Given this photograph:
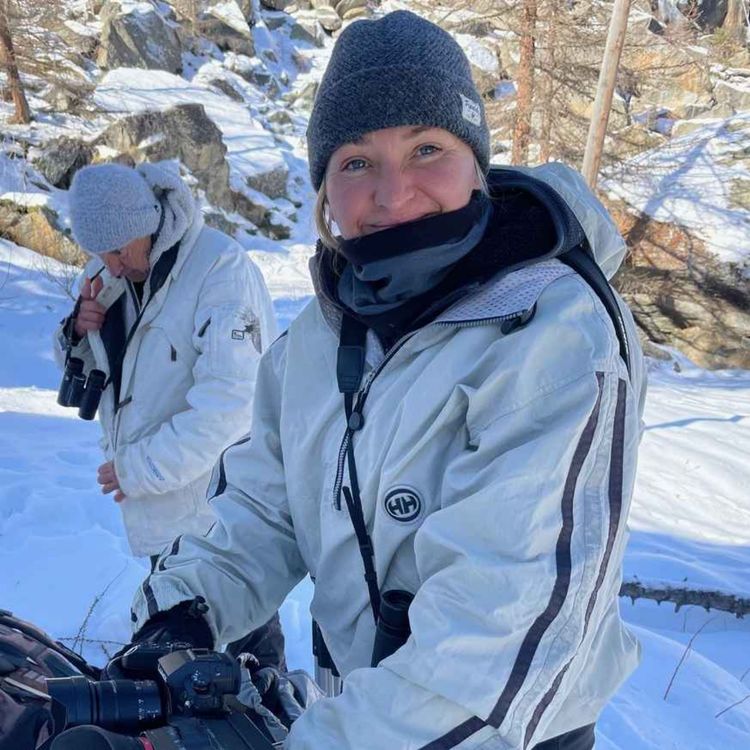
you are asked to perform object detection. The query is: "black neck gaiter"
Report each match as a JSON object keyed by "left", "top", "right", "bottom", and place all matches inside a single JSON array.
[
  {"left": 336, "top": 193, "right": 491, "bottom": 316},
  {"left": 314, "top": 178, "right": 559, "bottom": 350}
]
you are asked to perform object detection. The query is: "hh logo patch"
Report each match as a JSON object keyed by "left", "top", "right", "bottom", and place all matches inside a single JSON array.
[
  {"left": 460, "top": 93, "right": 482, "bottom": 126},
  {"left": 384, "top": 487, "right": 422, "bottom": 523}
]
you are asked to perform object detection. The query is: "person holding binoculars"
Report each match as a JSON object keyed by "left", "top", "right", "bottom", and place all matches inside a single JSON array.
[
  {"left": 54, "top": 160, "right": 286, "bottom": 672},
  {"left": 115, "top": 11, "right": 646, "bottom": 750}
]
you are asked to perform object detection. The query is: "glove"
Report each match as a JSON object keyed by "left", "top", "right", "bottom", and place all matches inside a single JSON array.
[
  {"left": 102, "top": 597, "right": 213, "bottom": 680},
  {"left": 234, "top": 657, "right": 311, "bottom": 745},
  {"left": 250, "top": 664, "right": 305, "bottom": 728}
]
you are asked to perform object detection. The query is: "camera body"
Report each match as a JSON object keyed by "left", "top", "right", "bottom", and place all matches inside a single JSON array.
[
  {"left": 47, "top": 645, "right": 277, "bottom": 750},
  {"left": 157, "top": 647, "right": 239, "bottom": 717}
]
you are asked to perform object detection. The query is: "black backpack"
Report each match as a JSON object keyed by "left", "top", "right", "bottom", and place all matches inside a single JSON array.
[{"left": 0, "top": 609, "right": 99, "bottom": 750}]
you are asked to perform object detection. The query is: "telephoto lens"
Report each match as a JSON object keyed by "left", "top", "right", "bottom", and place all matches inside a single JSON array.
[
  {"left": 50, "top": 725, "right": 149, "bottom": 750},
  {"left": 57, "top": 358, "right": 84, "bottom": 407},
  {"left": 78, "top": 369, "right": 107, "bottom": 420},
  {"left": 47, "top": 675, "right": 163, "bottom": 732}
]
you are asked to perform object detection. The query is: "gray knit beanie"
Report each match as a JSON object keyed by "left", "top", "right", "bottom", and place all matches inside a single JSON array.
[
  {"left": 69, "top": 163, "right": 162, "bottom": 254},
  {"left": 306, "top": 10, "right": 490, "bottom": 191}
]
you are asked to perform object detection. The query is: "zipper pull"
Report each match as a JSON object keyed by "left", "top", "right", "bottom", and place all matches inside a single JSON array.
[{"left": 500, "top": 304, "right": 537, "bottom": 335}]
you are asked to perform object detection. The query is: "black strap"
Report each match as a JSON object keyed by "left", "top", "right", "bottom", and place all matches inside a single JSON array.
[
  {"left": 105, "top": 242, "right": 181, "bottom": 409},
  {"left": 100, "top": 293, "right": 127, "bottom": 408},
  {"left": 337, "top": 314, "right": 367, "bottom": 395},
  {"left": 559, "top": 245, "right": 632, "bottom": 379},
  {"left": 311, "top": 621, "right": 339, "bottom": 676},
  {"left": 337, "top": 316, "right": 381, "bottom": 621}
]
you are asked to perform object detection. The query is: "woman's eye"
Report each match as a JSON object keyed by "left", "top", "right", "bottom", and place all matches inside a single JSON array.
[
  {"left": 343, "top": 158, "right": 368, "bottom": 172},
  {"left": 417, "top": 144, "right": 440, "bottom": 157}
]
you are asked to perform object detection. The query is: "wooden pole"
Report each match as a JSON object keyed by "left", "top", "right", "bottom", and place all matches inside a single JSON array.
[{"left": 581, "top": 0, "right": 631, "bottom": 188}]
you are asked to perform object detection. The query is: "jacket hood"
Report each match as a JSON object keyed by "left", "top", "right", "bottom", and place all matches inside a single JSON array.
[
  {"left": 488, "top": 164, "right": 626, "bottom": 280},
  {"left": 136, "top": 161, "right": 196, "bottom": 268}
]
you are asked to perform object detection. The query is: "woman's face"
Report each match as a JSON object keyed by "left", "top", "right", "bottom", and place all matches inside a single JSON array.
[{"left": 325, "top": 126, "right": 479, "bottom": 240}]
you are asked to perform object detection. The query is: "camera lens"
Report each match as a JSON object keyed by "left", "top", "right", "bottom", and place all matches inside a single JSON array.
[
  {"left": 50, "top": 725, "right": 149, "bottom": 750},
  {"left": 48, "top": 676, "right": 163, "bottom": 732},
  {"left": 57, "top": 358, "right": 84, "bottom": 407},
  {"left": 78, "top": 369, "right": 107, "bottom": 421}
]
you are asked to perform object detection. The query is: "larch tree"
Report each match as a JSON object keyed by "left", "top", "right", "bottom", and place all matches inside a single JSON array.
[{"left": 0, "top": 0, "right": 31, "bottom": 124}]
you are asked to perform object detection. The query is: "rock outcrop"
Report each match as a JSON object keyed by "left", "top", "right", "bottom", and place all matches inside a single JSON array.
[
  {"left": 32, "top": 138, "right": 94, "bottom": 190},
  {"left": 608, "top": 201, "right": 750, "bottom": 370},
  {"left": 98, "top": 0, "right": 183, "bottom": 73},
  {"left": 196, "top": 0, "right": 255, "bottom": 56},
  {"left": 0, "top": 201, "right": 85, "bottom": 267},
  {"left": 95, "top": 103, "right": 287, "bottom": 237}
]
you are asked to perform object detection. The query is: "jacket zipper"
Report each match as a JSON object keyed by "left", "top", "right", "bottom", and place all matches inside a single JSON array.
[{"left": 331, "top": 310, "right": 530, "bottom": 508}]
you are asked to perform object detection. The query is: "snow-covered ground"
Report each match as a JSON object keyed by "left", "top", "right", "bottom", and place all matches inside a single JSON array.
[{"left": 1, "top": 238, "right": 749, "bottom": 749}]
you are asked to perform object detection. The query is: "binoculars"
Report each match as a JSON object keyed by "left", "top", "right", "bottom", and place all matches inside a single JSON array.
[{"left": 57, "top": 357, "right": 106, "bottom": 421}]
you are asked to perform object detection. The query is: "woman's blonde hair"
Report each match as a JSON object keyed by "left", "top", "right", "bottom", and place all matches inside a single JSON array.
[{"left": 315, "top": 158, "right": 490, "bottom": 250}]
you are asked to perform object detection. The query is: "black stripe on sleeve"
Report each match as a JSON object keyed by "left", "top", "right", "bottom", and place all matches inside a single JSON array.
[
  {"left": 523, "top": 377, "right": 627, "bottom": 748},
  {"left": 158, "top": 535, "right": 182, "bottom": 572},
  {"left": 142, "top": 576, "right": 159, "bottom": 619},
  {"left": 418, "top": 372, "right": 608, "bottom": 750},
  {"left": 212, "top": 434, "right": 252, "bottom": 498}
]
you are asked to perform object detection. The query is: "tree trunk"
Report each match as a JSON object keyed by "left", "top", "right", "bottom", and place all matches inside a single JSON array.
[
  {"left": 724, "top": 0, "right": 747, "bottom": 43},
  {"left": 0, "top": 0, "right": 30, "bottom": 124},
  {"left": 511, "top": 0, "right": 537, "bottom": 166},
  {"left": 538, "top": 1, "right": 558, "bottom": 164}
]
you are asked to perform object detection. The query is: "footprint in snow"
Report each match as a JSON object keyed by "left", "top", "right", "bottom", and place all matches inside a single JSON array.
[{"left": 56, "top": 449, "right": 92, "bottom": 466}]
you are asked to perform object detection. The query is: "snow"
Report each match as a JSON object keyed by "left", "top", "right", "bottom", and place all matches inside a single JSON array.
[
  {"left": 602, "top": 112, "right": 750, "bottom": 268},
  {"left": 0, "top": 192, "right": 49, "bottom": 208},
  {"left": 115, "top": 1, "right": 156, "bottom": 16},
  {"left": 207, "top": 1, "right": 253, "bottom": 36},
  {"left": 456, "top": 34, "right": 500, "bottom": 75}
]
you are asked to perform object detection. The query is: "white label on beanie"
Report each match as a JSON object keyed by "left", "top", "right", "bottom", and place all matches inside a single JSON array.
[{"left": 460, "top": 94, "right": 481, "bottom": 126}]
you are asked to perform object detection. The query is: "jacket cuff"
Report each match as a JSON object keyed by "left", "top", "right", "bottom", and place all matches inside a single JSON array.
[
  {"left": 134, "top": 598, "right": 214, "bottom": 649},
  {"left": 114, "top": 446, "right": 149, "bottom": 499}
]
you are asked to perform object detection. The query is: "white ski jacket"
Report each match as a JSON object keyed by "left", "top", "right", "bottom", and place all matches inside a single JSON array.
[
  {"left": 132, "top": 164, "right": 646, "bottom": 748},
  {"left": 54, "top": 212, "right": 277, "bottom": 557}
]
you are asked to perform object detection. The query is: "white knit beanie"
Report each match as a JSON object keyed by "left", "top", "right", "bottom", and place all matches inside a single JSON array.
[{"left": 69, "top": 163, "right": 162, "bottom": 254}]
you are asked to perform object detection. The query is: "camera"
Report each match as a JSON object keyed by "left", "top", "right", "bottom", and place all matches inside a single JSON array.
[
  {"left": 57, "top": 357, "right": 106, "bottom": 420},
  {"left": 47, "top": 645, "right": 277, "bottom": 750}
]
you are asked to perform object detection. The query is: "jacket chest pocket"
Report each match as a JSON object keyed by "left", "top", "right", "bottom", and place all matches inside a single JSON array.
[{"left": 121, "top": 323, "right": 197, "bottom": 436}]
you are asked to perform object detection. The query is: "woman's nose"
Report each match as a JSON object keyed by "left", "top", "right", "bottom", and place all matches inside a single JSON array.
[{"left": 373, "top": 165, "right": 414, "bottom": 211}]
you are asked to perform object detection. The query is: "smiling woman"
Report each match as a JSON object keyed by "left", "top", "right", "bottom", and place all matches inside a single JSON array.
[
  {"left": 326, "top": 126, "right": 479, "bottom": 237},
  {"left": 122, "top": 10, "right": 647, "bottom": 750},
  {"left": 315, "top": 127, "right": 490, "bottom": 247}
]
